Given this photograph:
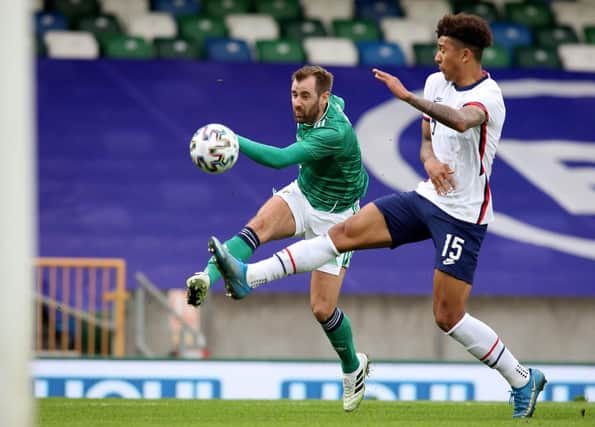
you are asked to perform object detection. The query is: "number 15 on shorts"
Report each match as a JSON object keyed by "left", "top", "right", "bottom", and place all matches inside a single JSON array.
[{"left": 442, "top": 233, "right": 465, "bottom": 265}]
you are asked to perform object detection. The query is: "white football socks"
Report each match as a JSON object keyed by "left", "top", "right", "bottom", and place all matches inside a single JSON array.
[
  {"left": 448, "top": 313, "right": 530, "bottom": 389},
  {"left": 245, "top": 234, "right": 339, "bottom": 288}
]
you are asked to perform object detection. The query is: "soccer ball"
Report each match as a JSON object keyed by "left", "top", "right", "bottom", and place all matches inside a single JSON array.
[{"left": 189, "top": 123, "right": 239, "bottom": 174}]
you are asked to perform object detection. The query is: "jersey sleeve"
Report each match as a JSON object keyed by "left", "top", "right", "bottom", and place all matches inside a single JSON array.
[
  {"left": 463, "top": 82, "right": 504, "bottom": 125},
  {"left": 238, "top": 135, "right": 315, "bottom": 169}
]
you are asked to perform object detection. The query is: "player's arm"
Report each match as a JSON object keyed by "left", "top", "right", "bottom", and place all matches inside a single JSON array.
[
  {"left": 372, "top": 68, "right": 486, "bottom": 133},
  {"left": 238, "top": 135, "right": 315, "bottom": 169},
  {"left": 420, "top": 119, "right": 455, "bottom": 195}
]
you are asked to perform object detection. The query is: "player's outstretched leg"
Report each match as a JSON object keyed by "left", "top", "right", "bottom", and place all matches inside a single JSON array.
[
  {"left": 510, "top": 368, "right": 547, "bottom": 418},
  {"left": 342, "top": 352, "right": 370, "bottom": 412},
  {"left": 209, "top": 236, "right": 252, "bottom": 300},
  {"left": 186, "top": 227, "right": 260, "bottom": 306}
]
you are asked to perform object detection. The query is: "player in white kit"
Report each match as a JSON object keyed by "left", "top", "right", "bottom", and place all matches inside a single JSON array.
[{"left": 211, "top": 14, "right": 547, "bottom": 418}]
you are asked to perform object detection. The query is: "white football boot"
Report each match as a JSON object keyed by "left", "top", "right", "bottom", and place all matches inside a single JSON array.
[
  {"left": 186, "top": 271, "right": 210, "bottom": 307},
  {"left": 342, "top": 352, "right": 370, "bottom": 412}
]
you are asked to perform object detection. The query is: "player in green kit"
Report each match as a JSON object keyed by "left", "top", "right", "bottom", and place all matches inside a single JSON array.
[{"left": 186, "top": 65, "right": 370, "bottom": 411}]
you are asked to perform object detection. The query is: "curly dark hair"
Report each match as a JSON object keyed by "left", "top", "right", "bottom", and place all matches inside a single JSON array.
[
  {"left": 292, "top": 65, "right": 333, "bottom": 95},
  {"left": 436, "top": 13, "right": 493, "bottom": 60}
]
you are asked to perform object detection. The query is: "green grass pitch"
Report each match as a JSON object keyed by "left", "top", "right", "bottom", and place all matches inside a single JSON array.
[{"left": 37, "top": 399, "right": 593, "bottom": 427}]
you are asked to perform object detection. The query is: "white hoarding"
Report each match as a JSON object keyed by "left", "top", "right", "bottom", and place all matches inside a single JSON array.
[{"left": 33, "top": 359, "right": 595, "bottom": 402}]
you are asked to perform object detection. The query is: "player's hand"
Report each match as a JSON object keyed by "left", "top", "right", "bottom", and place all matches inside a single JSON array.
[
  {"left": 424, "top": 158, "right": 455, "bottom": 196},
  {"left": 372, "top": 68, "right": 411, "bottom": 101}
]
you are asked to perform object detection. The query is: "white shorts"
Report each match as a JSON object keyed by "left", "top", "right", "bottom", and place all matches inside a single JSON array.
[{"left": 274, "top": 180, "right": 359, "bottom": 276}]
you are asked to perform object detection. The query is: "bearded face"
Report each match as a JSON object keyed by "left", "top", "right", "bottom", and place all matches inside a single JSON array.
[{"left": 291, "top": 75, "right": 327, "bottom": 124}]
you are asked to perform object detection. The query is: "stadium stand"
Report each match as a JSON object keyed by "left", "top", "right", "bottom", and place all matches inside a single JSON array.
[
  {"left": 533, "top": 25, "right": 579, "bottom": 49},
  {"left": 75, "top": 14, "right": 123, "bottom": 40},
  {"left": 225, "top": 13, "right": 280, "bottom": 45},
  {"left": 33, "top": 0, "right": 44, "bottom": 12},
  {"left": 490, "top": 22, "right": 533, "bottom": 57},
  {"left": 413, "top": 42, "right": 437, "bottom": 66},
  {"left": 127, "top": 12, "right": 178, "bottom": 41},
  {"left": 154, "top": 37, "right": 203, "bottom": 59},
  {"left": 153, "top": 0, "right": 201, "bottom": 16},
  {"left": 205, "top": 37, "right": 252, "bottom": 62},
  {"left": 332, "top": 18, "right": 382, "bottom": 42},
  {"left": 381, "top": 17, "right": 436, "bottom": 64},
  {"left": 30, "top": 0, "right": 595, "bottom": 70},
  {"left": 559, "top": 43, "right": 595, "bottom": 71},
  {"left": 44, "top": 30, "right": 100, "bottom": 59},
  {"left": 357, "top": 40, "right": 407, "bottom": 66},
  {"left": 102, "top": 34, "right": 154, "bottom": 59},
  {"left": 303, "top": 36, "right": 359, "bottom": 66},
  {"left": 514, "top": 45, "right": 562, "bottom": 69},
  {"left": 255, "top": 0, "right": 302, "bottom": 21},
  {"left": 283, "top": 18, "right": 327, "bottom": 39},
  {"left": 54, "top": 0, "right": 99, "bottom": 20},
  {"left": 302, "top": 0, "right": 354, "bottom": 28},
  {"left": 35, "top": 11, "right": 69, "bottom": 35},
  {"left": 482, "top": 44, "right": 512, "bottom": 68},
  {"left": 401, "top": 0, "right": 452, "bottom": 25},
  {"left": 256, "top": 39, "right": 305, "bottom": 63},
  {"left": 355, "top": 0, "right": 403, "bottom": 21},
  {"left": 552, "top": 1, "right": 595, "bottom": 41},
  {"left": 504, "top": 2, "right": 554, "bottom": 29},
  {"left": 100, "top": 0, "right": 150, "bottom": 31},
  {"left": 202, "top": 0, "right": 251, "bottom": 16},
  {"left": 585, "top": 25, "right": 595, "bottom": 44},
  {"left": 177, "top": 15, "right": 227, "bottom": 43},
  {"left": 454, "top": 1, "right": 500, "bottom": 22}
]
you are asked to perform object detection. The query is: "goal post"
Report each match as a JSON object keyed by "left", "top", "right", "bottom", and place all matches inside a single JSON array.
[{"left": 0, "top": 2, "right": 35, "bottom": 426}]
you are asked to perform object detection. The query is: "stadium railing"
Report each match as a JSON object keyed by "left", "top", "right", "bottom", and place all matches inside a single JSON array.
[
  {"left": 34, "top": 257, "right": 128, "bottom": 357},
  {"left": 134, "top": 272, "right": 207, "bottom": 358}
]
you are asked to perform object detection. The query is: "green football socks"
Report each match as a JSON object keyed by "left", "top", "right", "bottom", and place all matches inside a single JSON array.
[
  {"left": 205, "top": 227, "right": 259, "bottom": 286},
  {"left": 322, "top": 308, "right": 359, "bottom": 373}
]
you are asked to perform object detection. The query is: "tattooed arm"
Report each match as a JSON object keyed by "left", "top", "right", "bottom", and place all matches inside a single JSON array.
[{"left": 372, "top": 68, "right": 486, "bottom": 133}]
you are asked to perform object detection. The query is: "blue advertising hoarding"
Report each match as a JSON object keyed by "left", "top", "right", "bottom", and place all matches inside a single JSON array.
[{"left": 37, "top": 60, "right": 595, "bottom": 296}]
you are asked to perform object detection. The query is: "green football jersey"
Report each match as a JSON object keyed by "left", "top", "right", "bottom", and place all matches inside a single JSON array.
[{"left": 296, "top": 94, "right": 368, "bottom": 212}]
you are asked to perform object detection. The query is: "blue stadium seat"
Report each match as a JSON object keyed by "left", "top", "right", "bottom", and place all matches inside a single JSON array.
[
  {"left": 205, "top": 38, "right": 252, "bottom": 63},
  {"left": 490, "top": 22, "right": 532, "bottom": 57},
  {"left": 357, "top": 41, "right": 406, "bottom": 66},
  {"left": 153, "top": 0, "right": 200, "bottom": 16},
  {"left": 355, "top": 0, "right": 403, "bottom": 21},
  {"left": 35, "top": 11, "right": 69, "bottom": 35}
]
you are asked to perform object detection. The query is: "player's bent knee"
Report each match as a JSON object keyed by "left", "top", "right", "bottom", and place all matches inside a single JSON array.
[
  {"left": 433, "top": 310, "right": 463, "bottom": 332},
  {"left": 310, "top": 300, "right": 334, "bottom": 323},
  {"left": 434, "top": 317, "right": 451, "bottom": 332}
]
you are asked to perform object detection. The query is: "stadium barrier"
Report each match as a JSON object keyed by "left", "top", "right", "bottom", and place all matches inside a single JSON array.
[
  {"left": 34, "top": 257, "right": 128, "bottom": 357},
  {"left": 33, "top": 359, "right": 595, "bottom": 402}
]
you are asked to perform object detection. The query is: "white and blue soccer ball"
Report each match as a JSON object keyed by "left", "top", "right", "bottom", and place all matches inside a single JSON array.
[{"left": 189, "top": 123, "right": 239, "bottom": 174}]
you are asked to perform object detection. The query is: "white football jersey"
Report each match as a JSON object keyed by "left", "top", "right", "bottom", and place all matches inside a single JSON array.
[{"left": 416, "top": 71, "right": 505, "bottom": 224}]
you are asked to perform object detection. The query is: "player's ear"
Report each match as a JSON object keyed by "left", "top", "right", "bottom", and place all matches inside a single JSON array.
[
  {"left": 320, "top": 90, "right": 330, "bottom": 103},
  {"left": 462, "top": 47, "right": 474, "bottom": 63}
]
